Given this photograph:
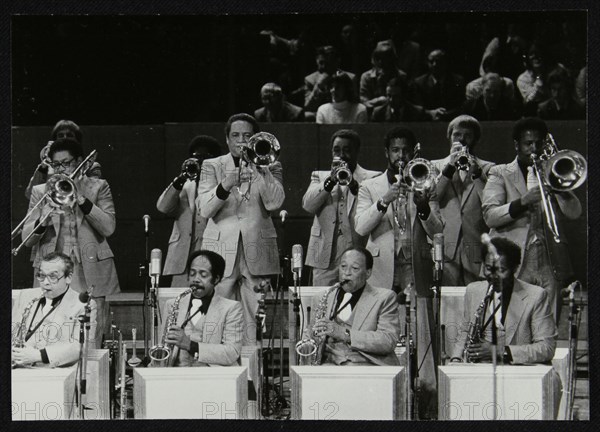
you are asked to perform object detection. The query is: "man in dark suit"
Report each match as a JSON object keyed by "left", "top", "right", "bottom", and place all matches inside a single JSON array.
[
  {"left": 12, "top": 252, "right": 97, "bottom": 367},
  {"left": 431, "top": 115, "right": 494, "bottom": 286},
  {"left": 254, "top": 83, "right": 304, "bottom": 122},
  {"left": 308, "top": 248, "right": 401, "bottom": 366},
  {"left": 371, "top": 77, "right": 430, "bottom": 122},
  {"left": 162, "top": 250, "right": 243, "bottom": 366},
  {"left": 409, "top": 49, "right": 465, "bottom": 121},
  {"left": 157, "top": 135, "right": 221, "bottom": 287}
]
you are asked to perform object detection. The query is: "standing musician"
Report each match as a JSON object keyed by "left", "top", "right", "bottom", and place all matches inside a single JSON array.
[
  {"left": 156, "top": 135, "right": 222, "bottom": 287},
  {"left": 12, "top": 252, "right": 97, "bottom": 368},
  {"left": 482, "top": 117, "right": 582, "bottom": 322},
  {"left": 22, "top": 138, "right": 119, "bottom": 348},
  {"left": 354, "top": 127, "right": 443, "bottom": 419},
  {"left": 197, "top": 113, "right": 284, "bottom": 345},
  {"left": 303, "top": 129, "right": 380, "bottom": 286},
  {"left": 25, "top": 119, "right": 102, "bottom": 200},
  {"left": 161, "top": 250, "right": 243, "bottom": 367},
  {"left": 308, "top": 248, "right": 401, "bottom": 366},
  {"left": 431, "top": 115, "right": 494, "bottom": 286}
]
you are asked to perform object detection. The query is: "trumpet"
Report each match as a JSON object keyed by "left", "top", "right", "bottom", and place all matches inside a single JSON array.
[
  {"left": 237, "top": 132, "right": 281, "bottom": 200},
  {"left": 453, "top": 144, "right": 473, "bottom": 171},
  {"left": 530, "top": 133, "right": 587, "bottom": 243},
  {"left": 331, "top": 156, "right": 352, "bottom": 185},
  {"left": 12, "top": 150, "right": 98, "bottom": 256},
  {"left": 394, "top": 143, "right": 439, "bottom": 195},
  {"left": 181, "top": 158, "right": 201, "bottom": 180}
]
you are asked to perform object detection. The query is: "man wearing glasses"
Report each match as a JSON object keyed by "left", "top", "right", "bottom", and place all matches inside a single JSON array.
[
  {"left": 22, "top": 138, "right": 119, "bottom": 348},
  {"left": 12, "top": 252, "right": 97, "bottom": 368}
]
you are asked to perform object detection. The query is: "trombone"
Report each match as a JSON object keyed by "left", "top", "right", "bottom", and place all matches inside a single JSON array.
[
  {"left": 530, "top": 133, "right": 587, "bottom": 243},
  {"left": 12, "top": 150, "right": 98, "bottom": 255},
  {"left": 237, "top": 132, "right": 281, "bottom": 200}
]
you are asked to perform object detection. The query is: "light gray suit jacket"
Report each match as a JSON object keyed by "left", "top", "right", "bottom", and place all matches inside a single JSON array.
[
  {"left": 309, "top": 283, "right": 401, "bottom": 365},
  {"left": 157, "top": 179, "right": 207, "bottom": 275},
  {"left": 12, "top": 287, "right": 97, "bottom": 367},
  {"left": 163, "top": 294, "right": 244, "bottom": 366},
  {"left": 482, "top": 157, "right": 581, "bottom": 275},
  {"left": 302, "top": 164, "right": 381, "bottom": 269},
  {"left": 451, "top": 279, "right": 557, "bottom": 364},
  {"left": 355, "top": 173, "right": 444, "bottom": 294},
  {"left": 198, "top": 154, "right": 285, "bottom": 277},
  {"left": 431, "top": 155, "right": 494, "bottom": 272},
  {"left": 23, "top": 177, "right": 120, "bottom": 297}
]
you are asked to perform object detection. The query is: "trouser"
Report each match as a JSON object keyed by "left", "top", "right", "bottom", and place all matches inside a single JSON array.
[
  {"left": 442, "top": 236, "right": 481, "bottom": 287},
  {"left": 519, "top": 240, "right": 563, "bottom": 322},
  {"left": 394, "top": 252, "right": 438, "bottom": 419},
  {"left": 217, "top": 238, "right": 270, "bottom": 345}
]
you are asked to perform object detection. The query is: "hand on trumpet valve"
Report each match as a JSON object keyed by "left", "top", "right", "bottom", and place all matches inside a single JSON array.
[
  {"left": 313, "top": 318, "right": 345, "bottom": 341},
  {"left": 164, "top": 326, "right": 191, "bottom": 351},
  {"left": 412, "top": 188, "right": 431, "bottom": 206},
  {"left": 468, "top": 160, "right": 482, "bottom": 180}
]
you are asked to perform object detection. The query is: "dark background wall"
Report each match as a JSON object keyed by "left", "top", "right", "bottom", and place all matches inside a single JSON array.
[{"left": 12, "top": 121, "right": 587, "bottom": 290}]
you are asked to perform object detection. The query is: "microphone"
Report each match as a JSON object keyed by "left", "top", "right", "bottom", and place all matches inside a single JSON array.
[
  {"left": 280, "top": 210, "right": 288, "bottom": 226},
  {"left": 433, "top": 233, "right": 444, "bottom": 284},
  {"left": 292, "top": 244, "right": 303, "bottom": 280},
  {"left": 150, "top": 248, "right": 162, "bottom": 287},
  {"left": 143, "top": 215, "right": 151, "bottom": 234},
  {"left": 79, "top": 292, "right": 90, "bottom": 303}
]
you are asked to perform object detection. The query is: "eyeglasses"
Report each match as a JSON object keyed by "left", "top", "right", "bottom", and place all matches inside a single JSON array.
[
  {"left": 35, "top": 271, "right": 66, "bottom": 284},
  {"left": 49, "top": 159, "right": 75, "bottom": 170}
]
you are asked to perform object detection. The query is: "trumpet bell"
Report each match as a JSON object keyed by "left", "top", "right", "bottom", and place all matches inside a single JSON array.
[
  {"left": 182, "top": 158, "right": 201, "bottom": 180},
  {"left": 403, "top": 158, "right": 438, "bottom": 192},
  {"left": 245, "top": 132, "right": 281, "bottom": 166},
  {"left": 545, "top": 150, "right": 587, "bottom": 191},
  {"left": 331, "top": 156, "right": 352, "bottom": 185}
]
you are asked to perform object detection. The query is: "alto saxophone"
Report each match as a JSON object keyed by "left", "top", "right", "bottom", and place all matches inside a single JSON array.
[
  {"left": 12, "top": 294, "right": 44, "bottom": 368},
  {"left": 463, "top": 283, "right": 494, "bottom": 363},
  {"left": 295, "top": 281, "right": 347, "bottom": 365},
  {"left": 149, "top": 288, "right": 192, "bottom": 367}
]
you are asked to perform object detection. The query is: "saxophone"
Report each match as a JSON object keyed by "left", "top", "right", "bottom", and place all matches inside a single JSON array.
[
  {"left": 295, "top": 281, "right": 347, "bottom": 365},
  {"left": 463, "top": 284, "right": 494, "bottom": 363},
  {"left": 12, "top": 294, "right": 44, "bottom": 368},
  {"left": 149, "top": 288, "right": 192, "bottom": 367}
]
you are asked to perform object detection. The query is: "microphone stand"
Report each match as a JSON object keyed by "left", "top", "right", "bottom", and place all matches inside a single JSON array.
[
  {"left": 254, "top": 283, "right": 267, "bottom": 418},
  {"left": 565, "top": 282, "right": 582, "bottom": 420},
  {"left": 77, "top": 297, "right": 92, "bottom": 419},
  {"left": 140, "top": 225, "right": 150, "bottom": 364},
  {"left": 403, "top": 292, "right": 414, "bottom": 420},
  {"left": 432, "top": 260, "right": 444, "bottom": 372},
  {"left": 291, "top": 269, "right": 302, "bottom": 365}
]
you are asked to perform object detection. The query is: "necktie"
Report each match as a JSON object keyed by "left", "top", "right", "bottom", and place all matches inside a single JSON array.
[
  {"left": 41, "top": 298, "right": 53, "bottom": 317},
  {"left": 489, "top": 292, "right": 503, "bottom": 329},
  {"left": 337, "top": 292, "right": 353, "bottom": 322},
  {"left": 459, "top": 170, "right": 467, "bottom": 183},
  {"left": 190, "top": 299, "right": 203, "bottom": 327}
]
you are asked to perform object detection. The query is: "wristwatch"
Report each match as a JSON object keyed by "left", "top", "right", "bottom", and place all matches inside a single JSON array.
[{"left": 344, "top": 329, "right": 351, "bottom": 345}]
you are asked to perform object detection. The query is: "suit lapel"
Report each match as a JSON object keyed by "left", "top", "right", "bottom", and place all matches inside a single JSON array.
[
  {"left": 222, "top": 155, "right": 242, "bottom": 202},
  {"left": 504, "top": 280, "right": 528, "bottom": 344},
  {"left": 506, "top": 158, "right": 527, "bottom": 197},
  {"left": 203, "top": 295, "right": 223, "bottom": 343},
  {"left": 352, "top": 285, "right": 377, "bottom": 330},
  {"left": 373, "top": 174, "right": 395, "bottom": 229},
  {"left": 176, "top": 292, "right": 192, "bottom": 327}
]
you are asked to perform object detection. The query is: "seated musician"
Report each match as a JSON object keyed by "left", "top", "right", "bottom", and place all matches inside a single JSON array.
[
  {"left": 450, "top": 236, "right": 557, "bottom": 365},
  {"left": 308, "top": 247, "right": 401, "bottom": 365},
  {"left": 12, "top": 252, "right": 97, "bottom": 368},
  {"left": 161, "top": 250, "right": 243, "bottom": 366}
]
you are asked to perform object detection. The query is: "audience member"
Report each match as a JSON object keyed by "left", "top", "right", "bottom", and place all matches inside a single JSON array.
[
  {"left": 463, "top": 73, "right": 518, "bottom": 121},
  {"left": 254, "top": 83, "right": 305, "bottom": 122},
  {"left": 466, "top": 54, "right": 516, "bottom": 104},
  {"left": 371, "top": 77, "right": 430, "bottom": 122},
  {"left": 304, "top": 46, "right": 356, "bottom": 117},
  {"left": 537, "top": 67, "right": 584, "bottom": 120},
  {"left": 574, "top": 66, "right": 587, "bottom": 108},
  {"left": 359, "top": 40, "right": 408, "bottom": 112},
  {"left": 316, "top": 73, "right": 367, "bottom": 124},
  {"left": 408, "top": 49, "right": 465, "bottom": 121}
]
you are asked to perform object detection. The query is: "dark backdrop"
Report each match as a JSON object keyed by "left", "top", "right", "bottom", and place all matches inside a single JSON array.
[{"left": 11, "top": 121, "right": 587, "bottom": 290}]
